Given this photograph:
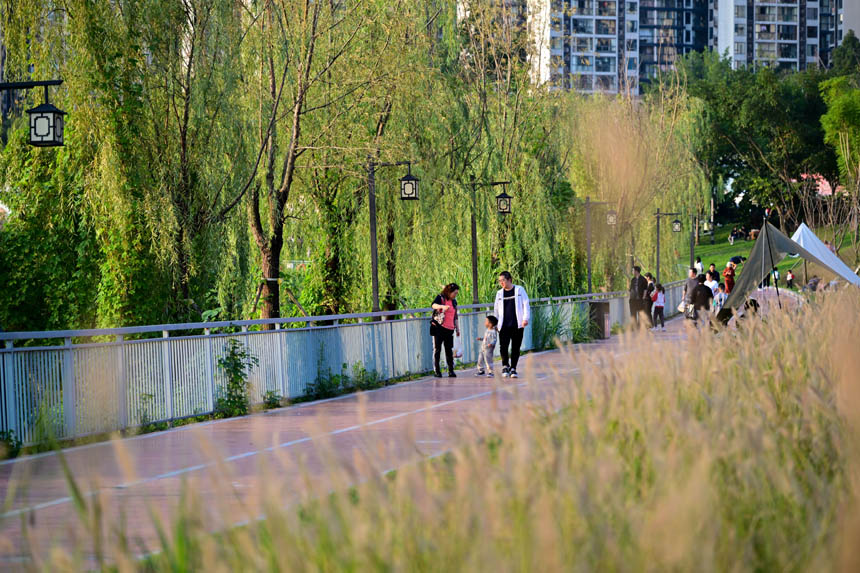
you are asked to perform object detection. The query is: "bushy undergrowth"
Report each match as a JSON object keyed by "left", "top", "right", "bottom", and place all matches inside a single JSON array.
[
  {"left": 214, "top": 339, "right": 259, "bottom": 419},
  {"left": 21, "top": 290, "right": 860, "bottom": 571},
  {"left": 307, "top": 362, "right": 384, "bottom": 399}
]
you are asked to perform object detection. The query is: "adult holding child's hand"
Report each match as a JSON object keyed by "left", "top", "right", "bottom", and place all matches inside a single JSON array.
[{"left": 430, "top": 283, "right": 460, "bottom": 378}]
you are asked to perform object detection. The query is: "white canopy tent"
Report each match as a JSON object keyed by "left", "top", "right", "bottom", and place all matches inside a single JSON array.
[{"left": 790, "top": 223, "right": 860, "bottom": 287}]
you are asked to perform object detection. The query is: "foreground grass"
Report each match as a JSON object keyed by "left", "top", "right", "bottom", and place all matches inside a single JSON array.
[{"left": 15, "top": 289, "right": 860, "bottom": 571}]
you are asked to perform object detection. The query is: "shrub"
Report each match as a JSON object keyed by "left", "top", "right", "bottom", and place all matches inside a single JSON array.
[
  {"left": 0, "top": 429, "right": 22, "bottom": 460},
  {"left": 263, "top": 391, "right": 283, "bottom": 410},
  {"left": 214, "top": 339, "right": 259, "bottom": 419}
]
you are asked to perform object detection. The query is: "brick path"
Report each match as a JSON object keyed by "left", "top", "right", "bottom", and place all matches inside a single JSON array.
[{"left": 0, "top": 319, "right": 686, "bottom": 567}]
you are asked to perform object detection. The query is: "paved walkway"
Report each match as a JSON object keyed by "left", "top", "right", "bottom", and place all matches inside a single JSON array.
[{"left": 0, "top": 319, "right": 686, "bottom": 566}]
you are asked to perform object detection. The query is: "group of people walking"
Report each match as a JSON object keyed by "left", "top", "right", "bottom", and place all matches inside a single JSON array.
[
  {"left": 627, "top": 258, "right": 740, "bottom": 330},
  {"left": 429, "top": 271, "right": 530, "bottom": 379}
]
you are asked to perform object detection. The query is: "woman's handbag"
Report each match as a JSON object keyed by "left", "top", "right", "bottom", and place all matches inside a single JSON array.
[{"left": 429, "top": 304, "right": 445, "bottom": 335}]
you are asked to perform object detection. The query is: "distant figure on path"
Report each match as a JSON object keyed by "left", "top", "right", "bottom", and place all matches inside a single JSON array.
[
  {"left": 713, "top": 283, "right": 728, "bottom": 315},
  {"left": 704, "top": 271, "right": 718, "bottom": 295},
  {"left": 629, "top": 266, "right": 648, "bottom": 326},
  {"left": 723, "top": 262, "right": 736, "bottom": 294},
  {"left": 691, "top": 274, "right": 715, "bottom": 328},
  {"left": 651, "top": 283, "right": 666, "bottom": 331},
  {"left": 494, "top": 271, "right": 530, "bottom": 379},
  {"left": 694, "top": 256, "right": 704, "bottom": 276},
  {"left": 475, "top": 315, "right": 498, "bottom": 377},
  {"left": 683, "top": 267, "right": 699, "bottom": 304},
  {"left": 431, "top": 283, "right": 461, "bottom": 378},
  {"left": 643, "top": 272, "right": 656, "bottom": 328},
  {"left": 786, "top": 269, "right": 795, "bottom": 289}
]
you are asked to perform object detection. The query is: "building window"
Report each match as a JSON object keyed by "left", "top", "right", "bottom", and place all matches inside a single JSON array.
[
  {"left": 551, "top": 37, "right": 564, "bottom": 50},
  {"left": 574, "top": 56, "right": 593, "bottom": 72},
  {"left": 808, "top": 25, "right": 818, "bottom": 39},
  {"left": 735, "top": 6, "right": 745, "bottom": 19},
  {"left": 778, "top": 25, "right": 797, "bottom": 41},
  {"left": 626, "top": 38, "right": 638, "bottom": 51},
  {"left": 627, "top": 57, "right": 638, "bottom": 70},
  {"left": 777, "top": 7, "right": 797, "bottom": 23},
  {"left": 807, "top": 44, "right": 818, "bottom": 58},
  {"left": 735, "top": 23, "right": 746, "bottom": 36},
  {"left": 572, "top": 0, "right": 594, "bottom": 16},
  {"left": 597, "top": 38, "right": 617, "bottom": 52},
  {"left": 685, "top": 12, "right": 691, "bottom": 25},
  {"left": 575, "top": 37, "right": 593, "bottom": 51},
  {"left": 734, "top": 42, "right": 746, "bottom": 55},
  {"left": 597, "top": 1, "right": 617, "bottom": 17},
  {"left": 685, "top": 30, "right": 691, "bottom": 43},
  {"left": 627, "top": 20, "right": 638, "bottom": 33},
  {"left": 596, "top": 19, "right": 616, "bottom": 35},
  {"left": 778, "top": 43, "right": 798, "bottom": 59},
  {"left": 807, "top": 7, "right": 819, "bottom": 21},
  {"left": 573, "top": 18, "right": 594, "bottom": 34},
  {"left": 595, "top": 56, "right": 617, "bottom": 72},
  {"left": 627, "top": 2, "right": 637, "bottom": 14}
]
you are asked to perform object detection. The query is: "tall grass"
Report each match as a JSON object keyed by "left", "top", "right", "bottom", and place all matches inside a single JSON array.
[{"left": 12, "top": 290, "right": 860, "bottom": 571}]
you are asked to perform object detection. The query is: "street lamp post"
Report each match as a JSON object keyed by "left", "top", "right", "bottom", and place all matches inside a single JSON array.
[
  {"left": 584, "top": 196, "right": 616, "bottom": 293},
  {"left": 470, "top": 179, "right": 512, "bottom": 304},
  {"left": 367, "top": 158, "right": 419, "bottom": 313},
  {"left": 689, "top": 214, "right": 696, "bottom": 270},
  {"left": 654, "top": 208, "right": 682, "bottom": 284},
  {"left": 0, "top": 80, "right": 66, "bottom": 147}
]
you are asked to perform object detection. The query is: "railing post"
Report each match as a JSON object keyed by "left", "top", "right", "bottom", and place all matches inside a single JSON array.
[
  {"left": 63, "top": 337, "right": 76, "bottom": 438},
  {"left": 117, "top": 335, "right": 128, "bottom": 430},
  {"left": 162, "top": 330, "right": 174, "bottom": 422},
  {"left": 204, "top": 328, "right": 215, "bottom": 413},
  {"left": 3, "top": 341, "right": 17, "bottom": 437},
  {"left": 274, "top": 324, "right": 286, "bottom": 399}
]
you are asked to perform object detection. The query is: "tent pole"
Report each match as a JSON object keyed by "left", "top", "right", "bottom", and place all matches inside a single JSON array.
[{"left": 764, "top": 219, "right": 782, "bottom": 310}]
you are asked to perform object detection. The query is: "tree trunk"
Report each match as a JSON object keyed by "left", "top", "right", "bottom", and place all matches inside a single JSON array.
[{"left": 259, "top": 236, "right": 282, "bottom": 328}]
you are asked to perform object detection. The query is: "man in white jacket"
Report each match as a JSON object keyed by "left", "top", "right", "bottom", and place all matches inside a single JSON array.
[{"left": 493, "top": 271, "right": 530, "bottom": 378}]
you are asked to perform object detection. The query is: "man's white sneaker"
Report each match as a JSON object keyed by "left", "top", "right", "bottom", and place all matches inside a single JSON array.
[
  {"left": 509, "top": 369, "right": 519, "bottom": 379},
  {"left": 502, "top": 367, "right": 510, "bottom": 378}
]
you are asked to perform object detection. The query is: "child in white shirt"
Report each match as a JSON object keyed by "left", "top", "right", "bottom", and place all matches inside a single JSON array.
[{"left": 476, "top": 315, "right": 498, "bottom": 376}]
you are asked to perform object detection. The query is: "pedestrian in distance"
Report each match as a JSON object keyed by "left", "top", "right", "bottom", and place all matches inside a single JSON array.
[
  {"left": 683, "top": 267, "right": 699, "bottom": 304},
  {"left": 694, "top": 256, "right": 704, "bottom": 276},
  {"left": 708, "top": 262, "right": 717, "bottom": 277},
  {"left": 786, "top": 269, "right": 795, "bottom": 289},
  {"left": 723, "top": 261, "right": 736, "bottom": 294},
  {"left": 643, "top": 272, "right": 656, "bottom": 328},
  {"left": 430, "top": 283, "right": 461, "bottom": 378},
  {"left": 704, "top": 271, "right": 718, "bottom": 295},
  {"left": 494, "top": 271, "right": 530, "bottom": 379},
  {"left": 771, "top": 267, "right": 780, "bottom": 288},
  {"left": 651, "top": 283, "right": 666, "bottom": 331},
  {"left": 691, "top": 274, "right": 715, "bottom": 329},
  {"left": 475, "top": 315, "right": 498, "bottom": 377},
  {"left": 628, "top": 266, "right": 648, "bottom": 326},
  {"left": 713, "top": 283, "right": 728, "bottom": 315}
]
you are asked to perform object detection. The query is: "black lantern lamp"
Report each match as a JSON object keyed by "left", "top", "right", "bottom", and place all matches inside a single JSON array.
[
  {"left": 606, "top": 209, "right": 617, "bottom": 226},
  {"left": 27, "top": 86, "right": 66, "bottom": 147},
  {"left": 495, "top": 185, "right": 512, "bottom": 215},
  {"left": 672, "top": 219, "right": 682, "bottom": 233},
  {"left": 399, "top": 164, "right": 419, "bottom": 200}
]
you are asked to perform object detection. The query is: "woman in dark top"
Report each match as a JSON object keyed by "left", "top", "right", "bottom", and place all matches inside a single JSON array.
[{"left": 430, "top": 283, "right": 460, "bottom": 378}]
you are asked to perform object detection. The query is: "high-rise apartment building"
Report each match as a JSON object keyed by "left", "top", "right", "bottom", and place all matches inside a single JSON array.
[
  {"left": 530, "top": 0, "right": 638, "bottom": 93},
  {"left": 715, "top": 1, "right": 822, "bottom": 71},
  {"left": 530, "top": 0, "right": 711, "bottom": 94}
]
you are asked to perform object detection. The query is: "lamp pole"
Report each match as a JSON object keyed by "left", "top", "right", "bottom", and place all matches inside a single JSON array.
[
  {"left": 689, "top": 213, "right": 696, "bottom": 270},
  {"left": 470, "top": 179, "right": 511, "bottom": 305},
  {"left": 367, "top": 157, "right": 415, "bottom": 313}
]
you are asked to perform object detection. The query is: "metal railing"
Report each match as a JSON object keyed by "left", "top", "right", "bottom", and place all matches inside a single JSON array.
[{"left": 0, "top": 283, "right": 684, "bottom": 444}]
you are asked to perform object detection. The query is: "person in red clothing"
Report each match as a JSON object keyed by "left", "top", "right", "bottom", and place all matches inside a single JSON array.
[{"left": 722, "top": 261, "right": 736, "bottom": 294}]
